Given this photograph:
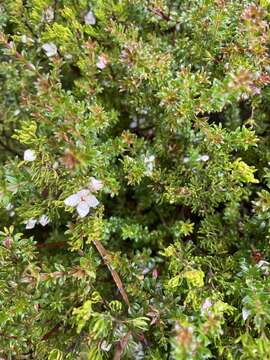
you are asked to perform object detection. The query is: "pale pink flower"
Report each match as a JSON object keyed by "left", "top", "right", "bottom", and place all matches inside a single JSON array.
[
  {"left": 198, "top": 154, "right": 209, "bottom": 162},
  {"left": 201, "top": 299, "right": 213, "bottom": 315},
  {"left": 97, "top": 54, "right": 108, "bottom": 70},
  {"left": 42, "top": 43, "right": 57, "bottom": 57},
  {"left": 84, "top": 10, "right": 96, "bottom": 25},
  {"left": 25, "top": 218, "right": 37, "bottom": 229},
  {"left": 42, "top": 6, "right": 54, "bottom": 23},
  {"left": 64, "top": 189, "right": 99, "bottom": 218},
  {"left": 89, "top": 177, "right": 103, "bottom": 192},
  {"left": 39, "top": 215, "right": 50, "bottom": 226},
  {"left": 24, "top": 149, "right": 36, "bottom": 162},
  {"left": 25, "top": 215, "right": 50, "bottom": 229},
  {"left": 100, "top": 341, "right": 112, "bottom": 352},
  {"left": 242, "top": 308, "right": 250, "bottom": 321}
]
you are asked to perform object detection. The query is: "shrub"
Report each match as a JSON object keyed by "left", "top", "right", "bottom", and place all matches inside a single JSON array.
[{"left": 0, "top": 1, "right": 270, "bottom": 359}]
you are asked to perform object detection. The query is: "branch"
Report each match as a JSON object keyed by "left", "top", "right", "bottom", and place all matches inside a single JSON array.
[
  {"left": 37, "top": 241, "right": 66, "bottom": 249},
  {"left": 0, "top": 332, "right": 17, "bottom": 339},
  {"left": 93, "top": 240, "right": 130, "bottom": 308},
  {"left": 148, "top": 7, "right": 172, "bottom": 21},
  {"left": 113, "top": 331, "right": 132, "bottom": 360},
  {"left": 42, "top": 322, "right": 61, "bottom": 340}
]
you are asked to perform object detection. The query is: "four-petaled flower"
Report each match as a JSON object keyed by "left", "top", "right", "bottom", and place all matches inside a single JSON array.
[
  {"left": 24, "top": 149, "right": 36, "bottom": 162},
  {"left": 89, "top": 177, "right": 103, "bottom": 192},
  {"left": 84, "top": 10, "right": 96, "bottom": 25},
  {"left": 198, "top": 154, "right": 209, "bottom": 162},
  {"left": 42, "top": 43, "right": 58, "bottom": 57},
  {"left": 41, "top": 6, "right": 54, "bottom": 23},
  {"left": 64, "top": 189, "right": 99, "bottom": 218},
  {"left": 97, "top": 54, "right": 108, "bottom": 70}
]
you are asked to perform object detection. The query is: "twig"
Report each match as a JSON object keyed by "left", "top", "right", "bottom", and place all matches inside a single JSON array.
[
  {"left": 113, "top": 331, "right": 132, "bottom": 360},
  {"left": 168, "top": 0, "right": 174, "bottom": 18},
  {"left": 93, "top": 240, "right": 130, "bottom": 308},
  {"left": 148, "top": 7, "right": 172, "bottom": 21},
  {"left": 0, "top": 332, "right": 17, "bottom": 339},
  {"left": 37, "top": 241, "right": 66, "bottom": 249},
  {"left": 42, "top": 322, "right": 61, "bottom": 340},
  {"left": 65, "top": 331, "right": 87, "bottom": 355}
]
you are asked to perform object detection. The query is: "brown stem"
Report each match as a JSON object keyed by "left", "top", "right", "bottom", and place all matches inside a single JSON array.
[
  {"left": 37, "top": 241, "right": 66, "bottom": 249},
  {"left": 93, "top": 240, "right": 130, "bottom": 308},
  {"left": 0, "top": 332, "right": 17, "bottom": 339},
  {"left": 42, "top": 322, "right": 61, "bottom": 340},
  {"left": 148, "top": 7, "right": 172, "bottom": 21},
  {"left": 113, "top": 331, "right": 132, "bottom": 360}
]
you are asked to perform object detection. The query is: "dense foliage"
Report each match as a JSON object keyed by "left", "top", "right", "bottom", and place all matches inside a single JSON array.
[{"left": 1, "top": 0, "right": 270, "bottom": 359}]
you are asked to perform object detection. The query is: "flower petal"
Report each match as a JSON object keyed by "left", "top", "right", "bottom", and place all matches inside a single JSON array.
[
  {"left": 85, "top": 194, "right": 99, "bottom": 208},
  {"left": 24, "top": 149, "right": 36, "bottom": 161},
  {"left": 39, "top": 215, "right": 50, "bottom": 226},
  {"left": 64, "top": 193, "right": 80, "bottom": 207},
  {"left": 89, "top": 177, "right": 103, "bottom": 192},
  {"left": 42, "top": 6, "right": 54, "bottom": 23},
  {"left": 25, "top": 218, "right": 37, "bottom": 229},
  {"left": 84, "top": 10, "right": 96, "bottom": 25},
  {"left": 77, "top": 189, "right": 90, "bottom": 198},
  {"left": 96, "top": 55, "right": 108, "bottom": 70},
  {"left": 242, "top": 308, "right": 250, "bottom": 321},
  {"left": 42, "top": 43, "right": 57, "bottom": 57},
  {"left": 198, "top": 154, "right": 209, "bottom": 162},
  {"left": 76, "top": 201, "right": 90, "bottom": 218}
]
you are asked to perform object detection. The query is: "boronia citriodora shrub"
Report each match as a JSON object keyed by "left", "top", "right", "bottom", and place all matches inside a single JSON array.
[{"left": 0, "top": 0, "right": 270, "bottom": 359}]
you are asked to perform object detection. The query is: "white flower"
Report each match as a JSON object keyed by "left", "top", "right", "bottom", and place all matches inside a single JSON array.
[
  {"left": 21, "top": 35, "right": 28, "bottom": 43},
  {"left": 39, "top": 215, "right": 50, "bottom": 226},
  {"left": 24, "top": 149, "right": 36, "bottom": 162},
  {"left": 6, "top": 203, "right": 15, "bottom": 217},
  {"left": 6, "top": 203, "right": 14, "bottom": 211},
  {"left": 144, "top": 154, "right": 155, "bottom": 175},
  {"left": 97, "top": 54, "right": 108, "bottom": 70},
  {"left": 201, "top": 299, "right": 212, "bottom": 311},
  {"left": 25, "top": 215, "right": 50, "bottom": 229},
  {"left": 201, "top": 299, "right": 213, "bottom": 316},
  {"left": 64, "top": 189, "right": 99, "bottom": 218},
  {"left": 42, "top": 43, "right": 57, "bottom": 57},
  {"left": 53, "top": 161, "right": 59, "bottom": 170},
  {"left": 242, "top": 308, "right": 250, "bottom": 321},
  {"left": 256, "top": 260, "right": 270, "bottom": 275},
  {"left": 133, "top": 342, "right": 145, "bottom": 360},
  {"left": 256, "top": 260, "right": 269, "bottom": 268},
  {"left": 25, "top": 218, "right": 37, "bottom": 229},
  {"left": 64, "top": 54, "right": 73, "bottom": 60},
  {"left": 183, "top": 157, "right": 189, "bottom": 163},
  {"left": 198, "top": 154, "right": 209, "bottom": 162},
  {"left": 130, "top": 115, "right": 138, "bottom": 129},
  {"left": 100, "top": 340, "right": 112, "bottom": 352},
  {"left": 84, "top": 10, "right": 96, "bottom": 25},
  {"left": 89, "top": 177, "right": 103, "bottom": 192},
  {"left": 42, "top": 7, "right": 54, "bottom": 23}
]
